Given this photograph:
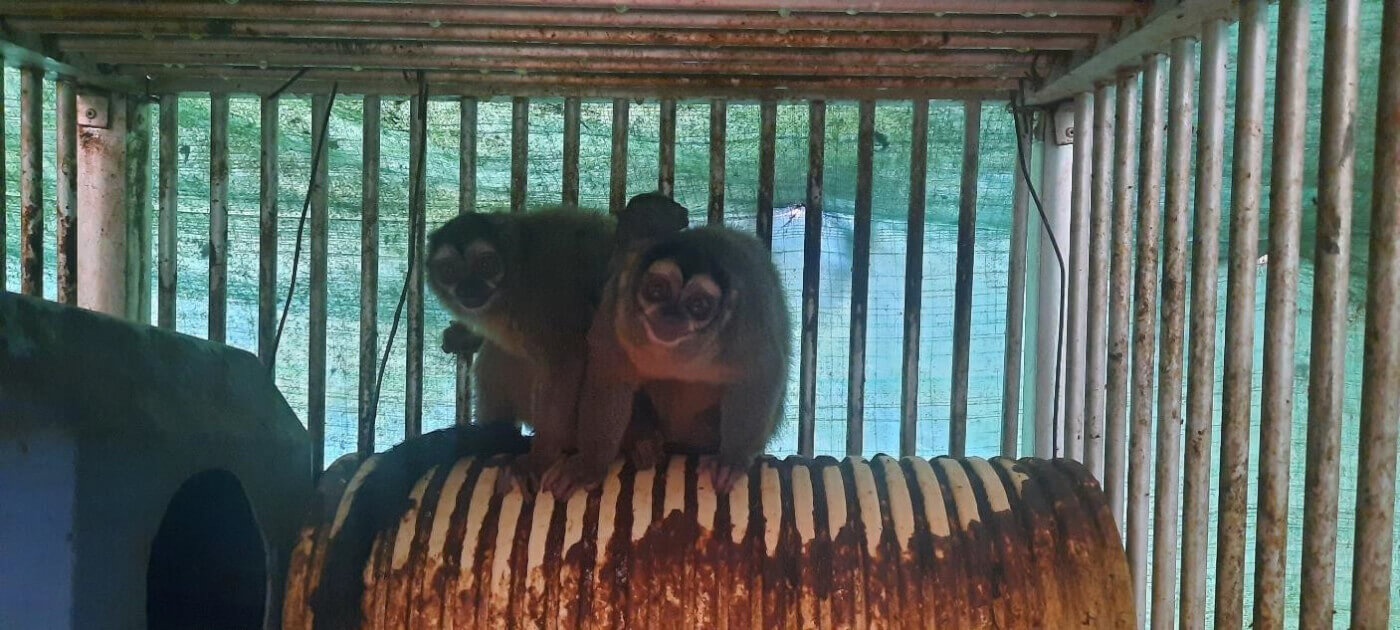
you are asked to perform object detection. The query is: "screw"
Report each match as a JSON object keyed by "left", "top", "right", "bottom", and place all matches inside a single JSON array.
[{"left": 85, "top": 108, "right": 97, "bottom": 120}]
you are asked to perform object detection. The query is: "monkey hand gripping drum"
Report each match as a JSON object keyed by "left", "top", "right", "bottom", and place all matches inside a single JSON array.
[{"left": 285, "top": 451, "right": 1132, "bottom": 628}]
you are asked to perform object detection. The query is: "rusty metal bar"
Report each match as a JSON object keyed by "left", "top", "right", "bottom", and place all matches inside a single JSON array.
[
  {"left": 511, "top": 97, "right": 528, "bottom": 214},
  {"left": 950, "top": 100, "right": 980, "bottom": 459},
  {"left": 19, "top": 67, "right": 42, "bottom": 297},
  {"left": 797, "top": 100, "right": 824, "bottom": 458},
  {"left": 609, "top": 98, "right": 630, "bottom": 215},
  {"left": 1300, "top": 1, "right": 1360, "bottom": 627},
  {"left": 1179, "top": 20, "right": 1227, "bottom": 630},
  {"left": 209, "top": 93, "right": 230, "bottom": 343},
  {"left": 1000, "top": 112, "right": 1030, "bottom": 459},
  {"left": 355, "top": 0, "right": 1141, "bottom": 13},
  {"left": 75, "top": 91, "right": 134, "bottom": 319},
  {"left": 847, "top": 100, "right": 875, "bottom": 457},
  {"left": 359, "top": 95, "right": 380, "bottom": 455},
  {"left": 1215, "top": 2, "right": 1269, "bottom": 626},
  {"left": 455, "top": 97, "right": 477, "bottom": 428},
  {"left": 1349, "top": 0, "right": 1400, "bottom": 624},
  {"left": 1065, "top": 92, "right": 1093, "bottom": 462},
  {"left": 904, "top": 99, "right": 930, "bottom": 459},
  {"left": 755, "top": 100, "right": 776, "bottom": 247},
  {"left": 1104, "top": 69, "right": 1139, "bottom": 532},
  {"left": 308, "top": 94, "right": 330, "bottom": 471},
  {"left": 126, "top": 100, "right": 152, "bottom": 325},
  {"left": 563, "top": 97, "right": 580, "bottom": 207},
  {"left": 258, "top": 96, "right": 277, "bottom": 367},
  {"left": 158, "top": 95, "right": 180, "bottom": 331},
  {"left": 406, "top": 93, "right": 427, "bottom": 438},
  {"left": 0, "top": 70, "right": 5, "bottom": 291},
  {"left": 1149, "top": 37, "right": 1196, "bottom": 630},
  {"left": 55, "top": 80, "right": 77, "bottom": 305},
  {"left": 708, "top": 99, "right": 727, "bottom": 225},
  {"left": 658, "top": 99, "right": 676, "bottom": 198},
  {"left": 1084, "top": 81, "right": 1114, "bottom": 481},
  {"left": 1254, "top": 2, "right": 1311, "bottom": 625}
]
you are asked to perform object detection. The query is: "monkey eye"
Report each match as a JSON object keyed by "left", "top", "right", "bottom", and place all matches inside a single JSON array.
[
  {"left": 642, "top": 277, "right": 672, "bottom": 303},
  {"left": 683, "top": 295, "right": 714, "bottom": 320}
]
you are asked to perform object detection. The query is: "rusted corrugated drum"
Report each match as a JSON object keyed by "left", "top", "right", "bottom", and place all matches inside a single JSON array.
[{"left": 286, "top": 455, "right": 1133, "bottom": 628}]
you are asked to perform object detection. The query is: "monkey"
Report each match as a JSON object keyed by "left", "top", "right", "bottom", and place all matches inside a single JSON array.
[{"left": 543, "top": 225, "right": 791, "bottom": 496}]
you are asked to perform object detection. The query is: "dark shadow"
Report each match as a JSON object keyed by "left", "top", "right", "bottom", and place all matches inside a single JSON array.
[{"left": 147, "top": 469, "right": 268, "bottom": 630}]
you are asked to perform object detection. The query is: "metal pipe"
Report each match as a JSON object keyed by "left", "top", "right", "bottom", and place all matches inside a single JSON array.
[
  {"left": 658, "top": 99, "right": 676, "bottom": 198},
  {"left": 708, "top": 99, "right": 727, "bottom": 225},
  {"left": 1084, "top": 81, "right": 1114, "bottom": 480},
  {"left": 1150, "top": 37, "right": 1196, "bottom": 630},
  {"left": 75, "top": 91, "right": 133, "bottom": 319},
  {"left": 209, "top": 93, "right": 230, "bottom": 343},
  {"left": 308, "top": 93, "right": 330, "bottom": 471},
  {"left": 797, "top": 100, "right": 824, "bottom": 457},
  {"left": 258, "top": 96, "right": 277, "bottom": 366},
  {"left": 1034, "top": 104, "right": 1072, "bottom": 460},
  {"left": 1105, "top": 69, "right": 1140, "bottom": 533},
  {"left": 1300, "top": 1, "right": 1360, "bottom": 627},
  {"left": 19, "top": 67, "right": 42, "bottom": 297},
  {"left": 755, "top": 100, "right": 776, "bottom": 247},
  {"left": 563, "top": 97, "right": 580, "bottom": 206},
  {"left": 847, "top": 100, "right": 875, "bottom": 457},
  {"left": 609, "top": 98, "right": 630, "bottom": 215},
  {"left": 456, "top": 97, "right": 477, "bottom": 428},
  {"left": 360, "top": 95, "right": 380, "bottom": 455},
  {"left": 1349, "top": 0, "right": 1400, "bottom": 625},
  {"left": 0, "top": 70, "right": 5, "bottom": 291},
  {"left": 950, "top": 99, "right": 981, "bottom": 459},
  {"left": 1216, "top": 2, "right": 1269, "bottom": 626},
  {"left": 406, "top": 93, "right": 427, "bottom": 438},
  {"left": 159, "top": 95, "right": 180, "bottom": 331},
  {"left": 1065, "top": 92, "right": 1093, "bottom": 462},
  {"left": 126, "top": 100, "right": 152, "bottom": 325},
  {"left": 1254, "top": 2, "right": 1311, "bottom": 625},
  {"left": 511, "top": 97, "right": 528, "bottom": 214},
  {"left": 55, "top": 80, "right": 77, "bottom": 306},
  {"left": 1000, "top": 111, "right": 1030, "bottom": 459},
  {"left": 349, "top": 0, "right": 1137, "bottom": 12},
  {"left": 1179, "top": 19, "right": 1228, "bottom": 630},
  {"left": 904, "top": 99, "right": 930, "bottom": 459}
]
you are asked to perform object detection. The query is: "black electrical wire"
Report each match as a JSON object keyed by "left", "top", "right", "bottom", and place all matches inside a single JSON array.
[{"left": 267, "top": 68, "right": 311, "bottom": 101}]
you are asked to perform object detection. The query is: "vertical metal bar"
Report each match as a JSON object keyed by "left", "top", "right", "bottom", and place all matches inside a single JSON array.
[
  {"left": 1349, "top": 0, "right": 1400, "bottom": 625},
  {"left": 1035, "top": 105, "right": 1072, "bottom": 460},
  {"left": 610, "top": 98, "right": 629, "bottom": 215},
  {"left": 406, "top": 93, "right": 428, "bottom": 438},
  {"left": 797, "top": 100, "right": 824, "bottom": 458},
  {"left": 708, "top": 98, "right": 727, "bottom": 225},
  {"left": 511, "top": 96, "right": 528, "bottom": 214},
  {"left": 1065, "top": 92, "right": 1093, "bottom": 462},
  {"left": 208, "top": 93, "right": 229, "bottom": 343},
  {"left": 159, "top": 95, "right": 181, "bottom": 331},
  {"left": 903, "top": 99, "right": 929, "bottom": 459},
  {"left": 658, "top": 98, "right": 676, "bottom": 198},
  {"left": 562, "top": 97, "right": 580, "bottom": 206},
  {"left": 847, "top": 100, "right": 875, "bottom": 457},
  {"left": 1001, "top": 112, "right": 1030, "bottom": 459},
  {"left": 1180, "top": 19, "right": 1228, "bottom": 630},
  {"left": 359, "top": 95, "right": 380, "bottom": 456},
  {"left": 950, "top": 99, "right": 980, "bottom": 459},
  {"left": 0, "top": 69, "right": 6, "bottom": 291},
  {"left": 75, "top": 91, "right": 133, "bottom": 319},
  {"left": 1216, "top": 2, "right": 1269, "bottom": 626},
  {"left": 1300, "top": 1, "right": 1360, "bottom": 627},
  {"left": 1105, "top": 70, "right": 1140, "bottom": 532},
  {"left": 456, "top": 97, "right": 478, "bottom": 428},
  {"left": 308, "top": 94, "right": 330, "bottom": 471},
  {"left": 19, "top": 67, "right": 43, "bottom": 297},
  {"left": 126, "top": 101, "right": 153, "bottom": 326},
  {"left": 1150, "top": 38, "right": 1196, "bottom": 630},
  {"left": 756, "top": 100, "right": 777, "bottom": 248},
  {"left": 1254, "top": 3, "right": 1311, "bottom": 626},
  {"left": 1085, "top": 81, "right": 1115, "bottom": 480},
  {"left": 55, "top": 80, "right": 77, "bottom": 305},
  {"left": 258, "top": 96, "right": 277, "bottom": 364}
]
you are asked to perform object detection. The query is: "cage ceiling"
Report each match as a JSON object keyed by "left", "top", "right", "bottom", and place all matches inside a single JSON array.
[{"left": 2, "top": 0, "right": 1153, "bottom": 100}]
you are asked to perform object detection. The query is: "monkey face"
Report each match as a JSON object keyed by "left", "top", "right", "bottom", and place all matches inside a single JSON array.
[
  {"left": 635, "top": 258, "right": 725, "bottom": 347},
  {"left": 427, "top": 214, "right": 509, "bottom": 317}
]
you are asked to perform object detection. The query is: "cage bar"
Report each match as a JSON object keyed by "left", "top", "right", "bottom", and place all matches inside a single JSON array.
[
  {"left": 1149, "top": 38, "right": 1195, "bottom": 630},
  {"left": 610, "top": 98, "right": 629, "bottom": 215},
  {"left": 208, "top": 93, "right": 230, "bottom": 343},
  {"left": 658, "top": 99, "right": 676, "bottom": 198},
  {"left": 359, "top": 95, "right": 381, "bottom": 456},
  {"left": 1180, "top": 19, "right": 1228, "bottom": 630},
  {"left": 19, "top": 66, "right": 42, "bottom": 297},
  {"left": 258, "top": 96, "right": 277, "bottom": 365},
  {"left": 511, "top": 97, "right": 528, "bottom": 214},
  {"left": 456, "top": 97, "right": 478, "bottom": 428},
  {"left": 708, "top": 99, "right": 727, "bottom": 225},
  {"left": 1084, "top": 81, "right": 1114, "bottom": 480},
  {"left": 797, "top": 100, "right": 824, "bottom": 457},
  {"left": 1000, "top": 113, "right": 1029, "bottom": 459},
  {"left": 308, "top": 93, "right": 330, "bottom": 472},
  {"left": 54, "top": 80, "right": 77, "bottom": 306},
  {"left": 406, "top": 93, "right": 428, "bottom": 438},
  {"left": 158, "top": 95, "right": 180, "bottom": 331},
  {"left": 1064, "top": 91, "right": 1092, "bottom": 462},
  {"left": 562, "top": 97, "right": 580, "bottom": 206},
  {"left": 1034, "top": 104, "right": 1071, "bottom": 460},
  {"left": 950, "top": 100, "right": 980, "bottom": 459},
  {"left": 0, "top": 70, "right": 5, "bottom": 290},
  {"left": 1105, "top": 69, "right": 1140, "bottom": 531},
  {"left": 903, "top": 99, "right": 929, "bottom": 459},
  {"left": 846, "top": 100, "right": 875, "bottom": 457},
  {"left": 755, "top": 100, "right": 776, "bottom": 247},
  {"left": 126, "top": 100, "right": 152, "bottom": 325}
]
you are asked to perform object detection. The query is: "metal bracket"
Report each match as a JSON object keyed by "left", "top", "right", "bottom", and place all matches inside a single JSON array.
[
  {"left": 77, "top": 91, "right": 111, "bottom": 129},
  {"left": 1052, "top": 105, "right": 1076, "bottom": 146}
]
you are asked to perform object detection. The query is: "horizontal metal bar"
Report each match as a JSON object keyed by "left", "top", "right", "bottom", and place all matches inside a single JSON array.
[{"left": 0, "top": 34, "right": 144, "bottom": 94}]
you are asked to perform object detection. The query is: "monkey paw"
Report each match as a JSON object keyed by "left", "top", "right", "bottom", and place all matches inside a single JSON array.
[
  {"left": 495, "top": 458, "right": 542, "bottom": 496},
  {"left": 540, "top": 456, "right": 608, "bottom": 499},
  {"left": 441, "top": 322, "right": 484, "bottom": 356},
  {"left": 699, "top": 457, "right": 751, "bottom": 494},
  {"left": 625, "top": 432, "right": 665, "bottom": 470}
]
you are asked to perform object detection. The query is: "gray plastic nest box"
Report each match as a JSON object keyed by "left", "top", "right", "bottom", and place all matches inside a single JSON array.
[{"left": 0, "top": 293, "right": 312, "bottom": 629}]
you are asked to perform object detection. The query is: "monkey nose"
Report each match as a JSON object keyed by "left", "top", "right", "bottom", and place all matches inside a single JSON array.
[{"left": 454, "top": 279, "right": 494, "bottom": 310}]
